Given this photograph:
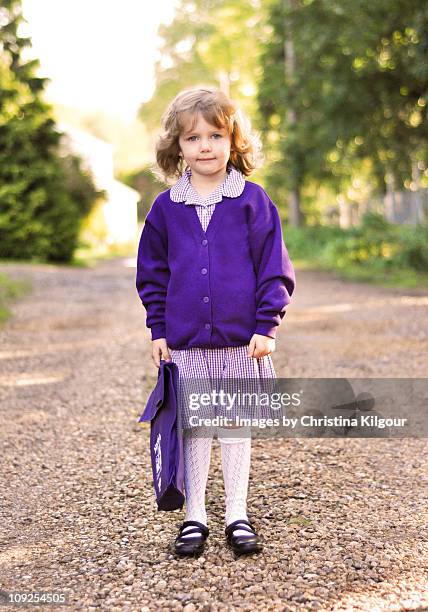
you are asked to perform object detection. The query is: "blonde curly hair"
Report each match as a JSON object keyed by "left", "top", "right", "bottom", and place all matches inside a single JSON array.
[{"left": 152, "top": 87, "right": 263, "bottom": 185}]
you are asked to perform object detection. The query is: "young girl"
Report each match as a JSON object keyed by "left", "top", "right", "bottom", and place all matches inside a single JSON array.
[{"left": 136, "top": 87, "right": 295, "bottom": 556}]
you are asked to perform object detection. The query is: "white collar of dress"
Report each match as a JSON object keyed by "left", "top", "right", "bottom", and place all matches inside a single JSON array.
[{"left": 170, "top": 164, "right": 245, "bottom": 205}]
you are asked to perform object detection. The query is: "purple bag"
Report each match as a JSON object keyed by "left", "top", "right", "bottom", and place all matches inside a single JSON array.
[{"left": 139, "top": 360, "right": 185, "bottom": 511}]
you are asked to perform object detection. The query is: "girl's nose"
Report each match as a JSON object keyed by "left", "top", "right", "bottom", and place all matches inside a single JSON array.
[{"left": 200, "top": 139, "right": 211, "bottom": 151}]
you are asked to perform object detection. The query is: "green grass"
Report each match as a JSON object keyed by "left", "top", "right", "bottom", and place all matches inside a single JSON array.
[
  {"left": 293, "top": 258, "right": 428, "bottom": 289},
  {"left": 0, "top": 272, "right": 32, "bottom": 326},
  {"left": 285, "top": 216, "right": 428, "bottom": 290},
  {"left": 330, "top": 264, "right": 428, "bottom": 289},
  {"left": 0, "top": 240, "right": 137, "bottom": 270},
  {"left": 70, "top": 242, "right": 136, "bottom": 268}
]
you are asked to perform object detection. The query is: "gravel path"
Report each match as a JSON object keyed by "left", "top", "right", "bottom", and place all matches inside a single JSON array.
[{"left": 0, "top": 258, "right": 427, "bottom": 612}]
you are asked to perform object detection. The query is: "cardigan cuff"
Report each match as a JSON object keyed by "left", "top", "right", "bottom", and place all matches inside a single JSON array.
[
  {"left": 150, "top": 323, "right": 167, "bottom": 341},
  {"left": 254, "top": 322, "right": 278, "bottom": 340}
]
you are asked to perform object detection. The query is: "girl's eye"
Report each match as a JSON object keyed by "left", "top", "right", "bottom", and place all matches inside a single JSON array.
[{"left": 186, "top": 134, "right": 222, "bottom": 141}]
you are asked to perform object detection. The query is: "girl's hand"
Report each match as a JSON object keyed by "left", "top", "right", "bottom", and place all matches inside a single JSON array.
[
  {"left": 152, "top": 338, "right": 172, "bottom": 368},
  {"left": 248, "top": 334, "right": 276, "bottom": 359}
]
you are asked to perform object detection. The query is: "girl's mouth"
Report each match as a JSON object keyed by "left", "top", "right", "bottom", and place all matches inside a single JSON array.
[{"left": 198, "top": 158, "right": 215, "bottom": 161}]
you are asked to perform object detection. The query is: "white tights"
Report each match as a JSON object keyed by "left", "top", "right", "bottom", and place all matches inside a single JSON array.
[{"left": 180, "top": 427, "right": 252, "bottom": 539}]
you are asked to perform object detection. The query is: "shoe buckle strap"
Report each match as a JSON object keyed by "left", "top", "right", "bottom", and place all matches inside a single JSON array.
[
  {"left": 179, "top": 521, "right": 209, "bottom": 537},
  {"left": 178, "top": 527, "right": 203, "bottom": 538},
  {"left": 225, "top": 519, "right": 255, "bottom": 536}
]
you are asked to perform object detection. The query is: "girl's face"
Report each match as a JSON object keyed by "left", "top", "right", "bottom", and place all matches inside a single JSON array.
[{"left": 178, "top": 112, "right": 231, "bottom": 179}]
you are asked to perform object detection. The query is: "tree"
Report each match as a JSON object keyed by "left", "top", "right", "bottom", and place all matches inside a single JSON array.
[
  {"left": 0, "top": 0, "right": 101, "bottom": 262},
  {"left": 257, "top": 0, "right": 428, "bottom": 224},
  {"left": 139, "top": 0, "right": 264, "bottom": 136}
]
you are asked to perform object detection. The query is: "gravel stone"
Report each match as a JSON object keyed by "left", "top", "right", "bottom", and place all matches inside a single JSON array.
[{"left": 0, "top": 259, "right": 427, "bottom": 611}]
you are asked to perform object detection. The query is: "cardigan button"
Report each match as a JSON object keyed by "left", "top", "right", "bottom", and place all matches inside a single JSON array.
[
  {"left": 203, "top": 296, "right": 210, "bottom": 303},
  {"left": 201, "top": 267, "right": 208, "bottom": 275},
  {"left": 201, "top": 239, "right": 208, "bottom": 246},
  {"left": 204, "top": 323, "right": 211, "bottom": 330}
]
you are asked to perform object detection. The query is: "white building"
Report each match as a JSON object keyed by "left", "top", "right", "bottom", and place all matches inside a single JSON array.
[{"left": 56, "top": 122, "right": 140, "bottom": 247}]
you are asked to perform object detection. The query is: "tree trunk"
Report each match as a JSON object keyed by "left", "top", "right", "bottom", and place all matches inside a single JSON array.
[
  {"left": 384, "top": 171, "right": 397, "bottom": 223},
  {"left": 411, "top": 159, "right": 425, "bottom": 224},
  {"left": 284, "top": 0, "right": 303, "bottom": 226},
  {"left": 339, "top": 197, "right": 352, "bottom": 229}
]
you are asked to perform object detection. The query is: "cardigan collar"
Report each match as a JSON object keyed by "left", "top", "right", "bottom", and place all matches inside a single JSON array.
[{"left": 170, "top": 163, "right": 245, "bottom": 206}]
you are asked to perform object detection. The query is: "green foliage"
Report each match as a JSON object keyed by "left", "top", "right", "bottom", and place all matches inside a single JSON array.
[
  {"left": 138, "top": 0, "right": 265, "bottom": 131},
  {"left": 257, "top": 0, "right": 428, "bottom": 216},
  {"left": 284, "top": 223, "right": 343, "bottom": 260},
  {"left": 287, "top": 212, "right": 428, "bottom": 279},
  {"left": 394, "top": 221, "right": 428, "bottom": 271},
  {"left": 358, "top": 212, "right": 392, "bottom": 234},
  {"left": 138, "top": 0, "right": 428, "bottom": 231},
  {"left": 0, "top": 0, "right": 101, "bottom": 263}
]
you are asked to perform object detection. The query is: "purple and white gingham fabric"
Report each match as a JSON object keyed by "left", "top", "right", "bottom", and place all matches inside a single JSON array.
[
  {"left": 170, "top": 163, "right": 245, "bottom": 232},
  {"left": 169, "top": 165, "right": 278, "bottom": 430},
  {"left": 170, "top": 345, "right": 279, "bottom": 431}
]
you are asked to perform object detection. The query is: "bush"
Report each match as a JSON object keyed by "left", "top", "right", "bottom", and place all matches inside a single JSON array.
[
  {"left": 319, "top": 213, "right": 400, "bottom": 270},
  {"left": 0, "top": 153, "right": 103, "bottom": 263},
  {"left": 394, "top": 222, "right": 428, "bottom": 271},
  {"left": 284, "top": 224, "right": 343, "bottom": 260},
  {"left": 284, "top": 212, "right": 428, "bottom": 276},
  {"left": 0, "top": 6, "right": 103, "bottom": 264}
]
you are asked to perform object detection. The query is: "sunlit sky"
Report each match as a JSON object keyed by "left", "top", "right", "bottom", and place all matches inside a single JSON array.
[{"left": 20, "top": 0, "right": 177, "bottom": 121}]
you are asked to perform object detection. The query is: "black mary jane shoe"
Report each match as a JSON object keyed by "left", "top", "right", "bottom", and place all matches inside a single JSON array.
[
  {"left": 225, "top": 519, "right": 263, "bottom": 555},
  {"left": 174, "top": 520, "right": 209, "bottom": 557}
]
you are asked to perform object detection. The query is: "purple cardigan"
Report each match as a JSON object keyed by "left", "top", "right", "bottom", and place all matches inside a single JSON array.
[{"left": 136, "top": 180, "right": 296, "bottom": 350}]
